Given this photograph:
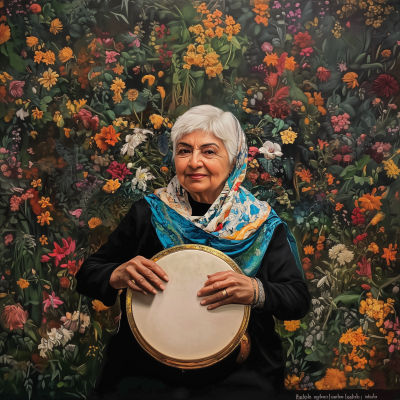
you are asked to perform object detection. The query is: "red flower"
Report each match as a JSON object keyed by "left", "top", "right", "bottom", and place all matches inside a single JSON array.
[
  {"left": 316, "top": 67, "right": 331, "bottom": 82},
  {"left": 248, "top": 147, "right": 259, "bottom": 157},
  {"left": 1, "top": 303, "right": 28, "bottom": 330},
  {"left": 60, "top": 277, "right": 71, "bottom": 289},
  {"left": 373, "top": 74, "right": 399, "bottom": 98},
  {"left": 356, "top": 256, "right": 372, "bottom": 279},
  {"left": 41, "top": 255, "right": 51, "bottom": 262},
  {"left": 215, "top": 223, "right": 223, "bottom": 232},
  {"left": 294, "top": 31, "right": 315, "bottom": 48},
  {"left": 106, "top": 161, "right": 133, "bottom": 180},
  {"left": 361, "top": 284, "right": 371, "bottom": 290},
  {"left": 30, "top": 4, "right": 41, "bottom": 13},
  {"left": 114, "top": 42, "right": 124, "bottom": 52},
  {"left": 73, "top": 109, "right": 99, "bottom": 131}
]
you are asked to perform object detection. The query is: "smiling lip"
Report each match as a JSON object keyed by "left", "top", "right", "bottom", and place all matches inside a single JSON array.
[{"left": 188, "top": 174, "right": 206, "bottom": 179}]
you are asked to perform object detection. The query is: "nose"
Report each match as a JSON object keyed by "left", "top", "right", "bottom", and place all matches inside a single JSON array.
[{"left": 188, "top": 150, "right": 203, "bottom": 169}]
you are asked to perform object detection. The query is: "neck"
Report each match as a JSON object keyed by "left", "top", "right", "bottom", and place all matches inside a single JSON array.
[{"left": 186, "top": 183, "right": 225, "bottom": 204}]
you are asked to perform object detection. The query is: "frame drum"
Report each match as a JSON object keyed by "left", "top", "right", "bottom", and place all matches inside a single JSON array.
[{"left": 126, "top": 244, "right": 250, "bottom": 369}]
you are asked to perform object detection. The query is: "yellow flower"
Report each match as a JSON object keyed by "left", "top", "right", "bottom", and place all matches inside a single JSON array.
[
  {"left": 263, "top": 53, "right": 279, "bottom": 67},
  {"left": 42, "top": 50, "right": 56, "bottom": 65},
  {"left": 31, "top": 107, "right": 43, "bottom": 119},
  {"left": 103, "top": 179, "right": 121, "bottom": 193},
  {"left": 38, "top": 197, "right": 51, "bottom": 208},
  {"left": 31, "top": 178, "right": 42, "bottom": 187},
  {"left": 30, "top": 131, "right": 38, "bottom": 139},
  {"left": 50, "top": 18, "right": 63, "bottom": 35},
  {"left": 64, "top": 128, "right": 71, "bottom": 138},
  {"left": 371, "top": 212, "right": 385, "bottom": 225},
  {"left": 112, "top": 63, "right": 124, "bottom": 75},
  {"left": 141, "top": 74, "right": 155, "bottom": 86},
  {"left": 26, "top": 36, "right": 39, "bottom": 47},
  {"left": 88, "top": 217, "right": 102, "bottom": 229},
  {"left": 17, "top": 278, "right": 30, "bottom": 289},
  {"left": 280, "top": 127, "right": 297, "bottom": 144},
  {"left": 368, "top": 242, "right": 379, "bottom": 254},
  {"left": 39, "top": 235, "right": 48, "bottom": 245},
  {"left": 284, "top": 320, "right": 300, "bottom": 331},
  {"left": 37, "top": 211, "right": 53, "bottom": 226},
  {"left": 0, "top": 23, "right": 11, "bottom": 45},
  {"left": 127, "top": 89, "right": 139, "bottom": 101},
  {"left": 149, "top": 114, "right": 164, "bottom": 129},
  {"left": 110, "top": 77, "right": 126, "bottom": 94},
  {"left": 349, "top": 377, "right": 359, "bottom": 386},
  {"left": 34, "top": 51, "right": 44, "bottom": 63},
  {"left": 58, "top": 47, "right": 73, "bottom": 63},
  {"left": 92, "top": 299, "right": 109, "bottom": 312},
  {"left": 38, "top": 68, "right": 59, "bottom": 90},
  {"left": 342, "top": 72, "right": 359, "bottom": 89},
  {"left": 382, "top": 159, "right": 400, "bottom": 179},
  {"left": 158, "top": 71, "right": 164, "bottom": 78}
]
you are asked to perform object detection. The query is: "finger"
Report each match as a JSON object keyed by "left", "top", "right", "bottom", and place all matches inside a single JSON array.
[
  {"left": 206, "top": 270, "right": 230, "bottom": 278},
  {"left": 203, "top": 271, "right": 232, "bottom": 286},
  {"left": 137, "top": 264, "right": 166, "bottom": 291},
  {"left": 200, "top": 288, "right": 235, "bottom": 306},
  {"left": 141, "top": 258, "right": 169, "bottom": 281},
  {"left": 204, "top": 294, "right": 235, "bottom": 310},
  {"left": 126, "top": 268, "right": 158, "bottom": 294},
  {"left": 127, "top": 279, "right": 148, "bottom": 296},
  {"left": 198, "top": 278, "right": 232, "bottom": 297}
]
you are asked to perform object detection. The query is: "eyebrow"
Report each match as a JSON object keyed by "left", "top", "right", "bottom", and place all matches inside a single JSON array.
[{"left": 177, "top": 142, "right": 220, "bottom": 148}]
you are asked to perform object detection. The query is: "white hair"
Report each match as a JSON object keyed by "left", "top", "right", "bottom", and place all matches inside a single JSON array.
[{"left": 170, "top": 104, "right": 239, "bottom": 165}]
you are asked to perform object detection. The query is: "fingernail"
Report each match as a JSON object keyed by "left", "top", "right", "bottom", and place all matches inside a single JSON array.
[
  {"left": 197, "top": 291, "right": 201, "bottom": 296},
  {"left": 152, "top": 290, "right": 157, "bottom": 294},
  {"left": 142, "top": 291, "right": 147, "bottom": 296},
  {"left": 160, "top": 284, "right": 165, "bottom": 290},
  {"left": 201, "top": 300, "right": 206, "bottom": 305},
  {"left": 164, "top": 275, "right": 169, "bottom": 281},
  {"left": 207, "top": 306, "right": 211, "bottom": 310}
]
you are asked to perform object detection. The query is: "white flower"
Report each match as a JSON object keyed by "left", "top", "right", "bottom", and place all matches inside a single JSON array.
[
  {"left": 80, "top": 312, "right": 90, "bottom": 328},
  {"left": 47, "top": 327, "right": 63, "bottom": 347},
  {"left": 328, "top": 244, "right": 346, "bottom": 260},
  {"left": 38, "top": 338, "right": 54, "bottom": 358},
  {"left": 65, "top": 344, "right": 76, "bottom": 353},
  {"left": 58, "top": 326, "right": 74, "bottom": 346},
  {"left": 258, "top": 141, "right": 283, "bottom": 160},
  {"left": 131, "top": 166, "right": 155, "bottom": 191},
  {"left": 16, "top": 108, "right": 29, "bottom": 120},
  {"left": 337, "top": 249, "right": 354, "bottom": 266},
  {"left": 120, "top": 128, "right": 152, "bottom": 156}
]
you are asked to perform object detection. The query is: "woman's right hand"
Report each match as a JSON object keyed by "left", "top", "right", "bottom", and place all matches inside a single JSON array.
[{"left": 109, "top": 256, "right": 169, "bottom": 295}]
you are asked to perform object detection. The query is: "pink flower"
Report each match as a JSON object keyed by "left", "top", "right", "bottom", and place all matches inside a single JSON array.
[
  {"left": 41, "top": 255, "right": 51, "bottom": 262},
  {"left": 248, "top": 147, "right": 260, "bottom": 157},
  {"left": 48, "top": 238, "right": 76, "bottom": 267},
  {"left": 42, "top": 292, "right": 64, "bottom": 312},
  {"left": 261, "top": 42, "right": 273, "bottom": 53},
  {"left": 4, "top": 233, "right": 13, "bottom": 245},
  {"left": 106, "top": 161, "right": 133, "bottom": 180},
  {"left": 105, "top": 51, "right": 119, "bottom": 64},
  {"left": 356, "top": 256, "right": 372, "bottom": 279},
  {"left": 69, "top": 209, "right": 82, "bottom": 218},
  {"left": 73, "top": 109, "right": 99, "bottom": 131},
  {"left": 300, "top": 47, "right": 313, "bottom": 57},
  {"left": 9, "top": 81, "right": 25, "bottom": 98},
  {"left": 1, "top": 303, "right": 28, "bottom": 330}
]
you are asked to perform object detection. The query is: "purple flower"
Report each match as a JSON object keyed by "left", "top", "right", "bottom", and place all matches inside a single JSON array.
[{"left": 9, "top": 81, "right": 25, "bottom": 98}]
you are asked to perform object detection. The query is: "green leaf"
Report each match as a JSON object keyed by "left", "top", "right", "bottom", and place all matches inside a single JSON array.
[
  {"left": 230, "top": 36, "right": 241, "bottom": 50},
  {"left": 23, "top": 319, "right": 39, "bottom": 343},
  {"left": 5, "top": 42, "right": 27, "bottom": 73},
  {"left": 91, "top": 320, "right": 102, "bottom": 339}
]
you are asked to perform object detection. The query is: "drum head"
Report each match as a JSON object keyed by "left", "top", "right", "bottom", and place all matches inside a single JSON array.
[{"left": 126, "top": 245, "right": 250, "bottom": 369}]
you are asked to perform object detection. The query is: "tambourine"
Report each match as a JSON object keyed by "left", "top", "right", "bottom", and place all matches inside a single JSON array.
[{"left": 126, "top": 244, "right": 250, "bottom": 369}]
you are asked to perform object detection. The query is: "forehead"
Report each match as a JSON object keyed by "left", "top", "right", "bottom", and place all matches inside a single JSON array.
[{"left": 177, "top": 130, "right": 222, "bottom": 146}]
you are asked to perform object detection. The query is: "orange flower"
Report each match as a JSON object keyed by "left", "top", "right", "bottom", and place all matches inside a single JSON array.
[
  {"left": 32, "top": 107, "right": 43, "bottom": 119},
  {"left": 92, "top": 300, "right": 109, "bottom": 312},
  {"left": 358, "top": 188, "right": 382, "bottom": 211},
  {"left": 382, "top": 243, "right": 397, "bottom": 266},
  {"left": 26, "top": 36, "right": 39, "bottom": 47},
  {"left": 17, "top": 278, "right": 30, "bottom": 289},
  {"left": 42, "top": 51, "right": 56, "bottom": 65},
  {"left": 335, "top": 202, "right": 344, "bottom": 211},
  {"left": 50, "top": 18, "right": 63, "bottom": 35},
  {"left": 284, "top": 320, "right": 300, "bottom": 331},
  {"left": 303, "top": 245, "right": 314, "bottom": 254},
  {"left": 37, "top": 211, "right": 53, "bottom": 226},
  {"left": 64, "top": 128, "right": 71, "bottom": 138},
  {"left": 368, "top": 242, "right": 379, "bottom": 254},
  {"left": 0, "top": 23, "right": 11, "bottom": 45},
  {"left": 343, "top": 72, "right": 359, "bottom": 89},
  {"left": 88, "top": 217, "right": 102, "bottom": 228},
  {"left": 94, "top": 125, "right": 121, "bottom": 153},
  {"left": 127, "top": 89, "right": 139, "bottom": 101},
  {"left": 295, "top": 168, "right": 313, "bottom": 183},
  {"left": 141, "top": 74, "right": 155, "bottom": 86},
  {"left": 263, "top": 52, "right": 278, "bottom": 67},
  {"left": 103, "top": 179, "right": 121, "bottom": 193},
  {"left": 322, "top": 368, "right": 347, "bottom": 389},
  {"left": 39, "top": 235, "right": 48, "bottom": 245},
  {"left": 158, "top": 71, "right": 164, "bottom": 78},
  {"left": 284, "top": 56, "right": 297, "bottom": 71},
  {"left": 326, "top": 173, "right": 334, "bottom": 185},
  {"left": 381, "top": 50, "right": 391, "bottom": 58},
  {"left": 112, "top": 63, "right": 124, "bottom": 75},
  {"left": 284, "top": 374, "right": 301, "bottom": 390},
  {"left": 59, "top": 47, "right": 73, "bottom": 63},
  {"left": 157, "top": 86, "right": 165, "bottom": 99}
]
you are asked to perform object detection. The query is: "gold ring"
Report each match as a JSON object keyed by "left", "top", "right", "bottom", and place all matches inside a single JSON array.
[
  {"left": 222, "top": 289, "right": 228, "bottom": 297},
  {"left": 131, "top": 279, "right": 136, "bottom": 284}
]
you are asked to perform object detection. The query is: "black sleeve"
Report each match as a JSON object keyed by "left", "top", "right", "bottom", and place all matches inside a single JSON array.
[
  {"left": 254, "top": 222, "right": 311, "bottom": 321},
  {"left": 75, "top": 199, "right": 153, "bottom": 307}
]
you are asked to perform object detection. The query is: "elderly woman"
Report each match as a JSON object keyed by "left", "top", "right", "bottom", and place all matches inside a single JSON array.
[{"left": 75, "top": 105, "right": 311, "bottom": 400}]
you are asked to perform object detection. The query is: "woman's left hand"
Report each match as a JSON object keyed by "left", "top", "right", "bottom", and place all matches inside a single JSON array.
[{"left": 197, "top": 270, "right": 258, "bottom": 310}]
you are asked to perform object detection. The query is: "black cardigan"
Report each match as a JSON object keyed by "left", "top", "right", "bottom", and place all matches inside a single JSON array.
[{"left": 75, "top": 196, "right": 311, "bottom": 398}]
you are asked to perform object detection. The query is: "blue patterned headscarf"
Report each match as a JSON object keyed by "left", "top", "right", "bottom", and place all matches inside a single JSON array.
[{"left": 144, "top": 113, "right": 304, "bottom": 279}]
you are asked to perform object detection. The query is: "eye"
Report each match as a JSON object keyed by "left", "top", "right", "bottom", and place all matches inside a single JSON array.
[
  {"left": 204, "top": 149, "right": 215, "bottom": 155},
  {"left": 177, "top": 148, "right": 190, "bottom": 154}
]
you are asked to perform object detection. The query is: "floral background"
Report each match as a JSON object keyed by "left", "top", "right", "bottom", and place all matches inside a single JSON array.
[{"left": 0, "top": 0, "right": 399, "bottom": 398}]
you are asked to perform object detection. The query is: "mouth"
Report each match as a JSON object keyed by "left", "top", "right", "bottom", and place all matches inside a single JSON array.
[{"left": 187, "top": 174, "right": 207, "bottom": 179}]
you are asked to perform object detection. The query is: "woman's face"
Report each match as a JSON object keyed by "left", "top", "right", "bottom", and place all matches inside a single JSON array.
[{"left": 174, "top": 130, "right": 233, "bottom": 204}]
